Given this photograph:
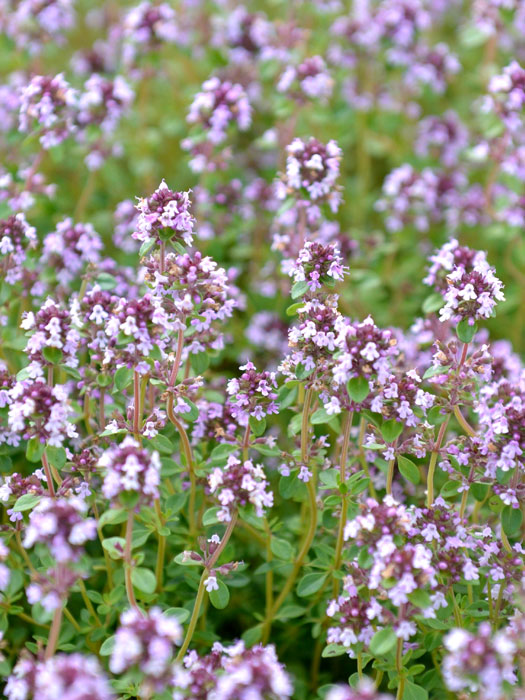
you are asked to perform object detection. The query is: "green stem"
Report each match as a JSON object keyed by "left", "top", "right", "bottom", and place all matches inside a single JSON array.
[
  {"left": 124, "top": 510, "right": 139, "bottom": 610},
  {"left": 45, "top": 604, "right": 63, "bottom": 659},
  {"left": 154, "top": 498, "right": 166, "bottom": 593},
  {"left": 78, "top": 579, "right": 102, "bottom": 627},
  {"left": 395, "top": 637, "right": 405, "bottom": 700},
  {"left": 167, "top": 396, "right": 197, "bottom": 539},
  {"left": 426, "top": 417, "right": 450, "bottom": 508},
  {"left": 333, "top": 411, "right": 353, "bottom": 596},
  {"left": 42, "top": 450, "right": 56, "bottom": 499},
  {"left": 176, "top": 512, "right": 238, "bottom": 661}
]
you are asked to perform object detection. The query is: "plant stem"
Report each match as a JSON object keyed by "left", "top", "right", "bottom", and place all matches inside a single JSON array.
[
  {"left": 92, "top": 501, "right": 113, "bottom": 589},
  {"left": 262, "top": 390, "right": 317, "bottom": 642},
  {"left": 42, "top": 450, "right": 56, "bottom": 498},
  {"left": 167, "top": 396, "right": 197, "bottom": 539},
  {"left": 242, "top": 424, "right": 251, "bottom": 462},
  {"left": 176, "top": 512, "right": 238, "bottom": 661},
  {"left": 358, "top": 417, "right": 377, "bottom": 499},
  {"left": 154, "top": 498, "right": 166, "bottom": 592},
  {"left": 169, "top": 328, "right": 184, "bottom": 387},
  {"left": 45, "top": 604, "right": 63, "bottom": 659},
  {"left": 124, "top": 510, "right": 139, "bottom": 610},
  {"left": 333, "top": 411, "right": 353, "bottom": 596},
  {"left": 78, "top": 579, "right": 102, "bottom": 627},
  {"left": 453, "top": 405, "right": 476, "bottom": 437},
  {"left": 395, "top": 637, "right": 405, "bottom": 700},
  {"left": 426, "top": 416, "right": 450, "bottom": 508},
  {"left": 133, "top": 370, "right": 142, "bottom": 439}
]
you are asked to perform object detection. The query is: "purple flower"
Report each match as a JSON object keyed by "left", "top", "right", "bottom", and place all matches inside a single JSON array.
[
  {"left": 208, "top": 454, "right": 273, "bottom": 521},
  {"left": 19, "top": 73, "right": 78, "bottom": 149},
  {"left": 99, "top": 436, "right": 161, "bottom": 506}
]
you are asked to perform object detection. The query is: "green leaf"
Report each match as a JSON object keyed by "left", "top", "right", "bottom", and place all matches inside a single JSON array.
[
  {"left": 46, "top": 446, "right": 67, "bottom": 470},
  {"left": 295, "top": 363, "right": 313, "bottom": 381},
  {"left": 102, "top": 537, "right": 126, "bottom": 559},
  {"left": 297, "top": 572, "right": 328, "bottom": 597},
  {"left": 422, "top": 364, "right": 450, "bottom": 380},
  {"left": 286, "top": 302, "right": 304, "bottom": 316},
  {"left": 209, "top": 579, "right": 229, "bottom": 609},
  {"left": 164, "top": 607, "right": 190, "bottom": 623},
  {"left": 99, "top": 635, "right": 116, "bottom": 656},
  {"left": 408, "top": 589, "right": 431, "bottom": 609},
  {"left": 13, "top": 493, "right": 41, "bottom": 512},
  {"left": 270, "top": 537, "right": 294, "bottom": 561},
  {"left": 182, "top": 398, "right": 199, "bottom": 422},
  {"left": 275, "top": 604, "right": 305, "bottom": 620},
  {"left": 139, "top": 238, "right": 156, "bottom": 257},
  {"left": 397, "top": 456, "right": 420, "bottom": 485},
  {"left": 422, "top": 293, "right": 444, "bottom": 314},
  {"left": 114, "top": 367, "right": 133, "bottom": 391},
  {"left": 403, "top": 681, "right": 429, "bottom": 700},
  {"left": 440, "top": 480, "right": 460, "bottom": 498},
  {"left": 202, "top": 507, "right": 221, "bottom": 526},
  {"left": 347, "top": 376, "right": 370, "bottom": 403},
  {"left": 99, "top": 508, "right": 128, "bottom": 528},
  {"left": 456, "top": 319, "right": 477, "bottom": 344},
  {"left": 311, "top": 407, "right": 331, "bottom": 425},
  {"left": 26, "top": 437, "right": 45, "bottom": 463},
  {"left": 150, "top": 434, "right": 173, "bottom": 454},
  {"left": 501, "top": 505, "right": 522, "bottom": 537},
  {"left": 96, "top": 373, "right": 112, "bottom": 387},
  {"left": 249, "top": 416, "right": 266, "bottom": 437},
  {"left": 369, "top": 627, "right": 397, "bottom": 656},
  {"left": 131, "top": 567, "right": 156, "bottom": 594},
  {"left": 210, "top": 443, "right": 238, "bottom": 463},
  {"left": 291, "top": 280, "right": 309, "bottom": 299},
  {"left": 42, "top": 347, "right": 63, "bottom": 364},
  {"left": 380, "top": 420, "right": 403, "bottom": 443},
  {"left": 190, "top": 352, "right": 209, "bottom": 374},
  {"left": 322, "top": 644, "right": 348, "bottom": 658},
  {"left": 471, "top": 482, "right": 489, "bottom": 502},
  {"left": 253, "top": 443, "right": 281, "bottom": 457}
]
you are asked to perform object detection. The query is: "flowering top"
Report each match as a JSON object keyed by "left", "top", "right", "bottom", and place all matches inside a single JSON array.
[
  {"left": 122, "top": 2, "right": 179, "bottom": 55},
  {"left": 488, "top": 60, "right": 525, "bottom": 133},
  {"left": 109, "top": 607, "right": 182, "bottom": 689},
  {"left": 325, "top": 680, "right": 393, "bottom": 700},
  {"left": 424, "top": 239, "right": 484, "bottom": 292},
  {"left": 0, "top": 213, "right": 37, "bottom": 285},
  {"left": 5, "top": 653, "right": 114, "bottom": 700},
  {"left": 23, "top": 496, "right": 97, "bottom": 562},
  {"left": 77, "top": 74, "right": 134, "bottom": 133},
  {"left": 1, "top": 0, "right": 76, "bottom": 55},
  {"left": 18, "top": 73, "right": 77, "bottom": 149},
  {"left": 42, "top": 218, "right": 103, "bottom": 290},
  {"left": 276, "top": 138, "right": 342, "bottom": 218},
  {"left": 443, "top": 622, "right": 517, "bottom": 699},
  {"left": 134, "top": 180, "right": 194, "bottom": 247},
  {"left": 290, "top": 241, "right": 347, "bottom": 292},
  {"left": 213, "top": 6, "right": 273, "bottom": 62},
  {"left": 438, "top": 253, "right": 505, "bottom": 325},
  {"left": 344, "top": 497, "right": 413, "bottom": 544},
  {"left": 334, "top": 316, "right": 397, "bottom": 386},
  {"left": 187, "top": 76, "right": 252, "bottom": 145},
  {"left": 226, "top": 361, "right": 278, "bottom": 424},
  {"left": 21, "top": 298, "right": 80, "bottom": 372},
  {"left": 143, "top": 250, "right": 237, "bottom": 355},
  {"left": 7, "top": 380, "right": 77, "bottom": 447},
  {"left": 415, "top": 111, "right": 468, "bottom": 168},
  {"left": 208, "top": 454, "right": 273, "bottom": 521},
  {"left": 277, "top": 55, "right": 333, "bottom": 102},
  {"left": 99, "top": 436, "right": 161, "bottom": 506}
]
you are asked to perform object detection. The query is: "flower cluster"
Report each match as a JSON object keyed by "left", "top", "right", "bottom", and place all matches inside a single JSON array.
[
  {"left": 134, "top": 180, "right": 194, "bottom": 248},
  {"left": 109, "top": 607, "right": 182, "bottom": 691},
  {"left": 208, "top": 454, "right": 273, "bottom": 521},
  {"left": 21, "top": 298, "right": 80, "bottom": 373},
  {"left": 0, "top": 213, "right": 37, "bottom": 285},
  {"left": 289, "top": 241, "right": 347, "bottom": 292},
  {"left": 276, "top": 138, "right": 342, "bottom": 220},
  {"left": 42, "top": 218, "right": 102, "bottom": 290},
  {"left": 98, "top": 437, "right": 161, "bottom": 506},
  {"left": 23, "top": 496, "right": 97, "bottom": 562},
  {"left": 5, "top": 653, "right": 114, "bottom": 700},
  {"left": 226, "top": 362, "right": 278, "bottom": 424}
]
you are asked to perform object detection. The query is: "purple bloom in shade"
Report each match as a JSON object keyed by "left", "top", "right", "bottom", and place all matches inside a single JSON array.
[
  {"left": 325, "top": 679, "right": 393, "bottom": 700},
  {"left": 1, "top": 0, "right": 76, "bottom": 55},
  {"left": 415, "top": 111, "right": 468, "bottom": 168},
  {"left": 277, "top": 55, "right": 333, "bottom": 102},
  {"left": 110, "top": 607, "right": 182, "bottom": 693},
  {"left": 122, "top": 1, "right": 180, "bottom": 60},
  {"left": 443, "top": 623, "right": 517, "bottom": 699},
  {"left": 172, "top": 641, "right": 293, "bottom": 699},
  {"left": 23, "top": 496, "right": 97, "bottom": 562},
  {"left": 77, "top": 74, "right": 134, "bottom": 133},
  {"left": 211, "top": 6, "right": 274, "bottom": 63},
  {"left": 134, "top": 180, "right": 194, "bottom": 247},
  {"left": 187, "top": 76, "right": 252, "bottom": 145},
  {"left": 42, "top": 217, "right": 103, "bottom": 290},
  {"left": 18, "top": 73, "right": 78, "bottom": 149},
  {"left": 99, "top": 436, "right": 161, "bottom": 506},
  {"left": 5, "top": 653, "right": 114, "bottom": 700},
  {"left": 276, "top": 137, "right": 342, "bottom": 221},
  {"left": 208, "top": 454, "right": 273, "bottom": 521},
  {"left": 21, "top": 297, "right": 80, "bottom": 374},
  {"left": 226, "top": 361, "right": 278, "bottom": 425},
  {"left": 290, "top": 241, "right": 348, "bottom": 292},
  {"left": 488, "top": 61, "right": 525, "bottom": 133},
  {"left": 0, "top": 213, "right": 37, "bottom": 285},
  {"left": 113, "top": 199, "right": 140, "bottom": 253},
  {"left": 7, "top": 379, "right": 78, "bottom": 447}
]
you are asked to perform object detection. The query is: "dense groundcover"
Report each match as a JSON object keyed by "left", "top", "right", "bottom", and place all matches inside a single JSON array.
[{"left": 1, "top": 1, "right": 525, "bottom": 698}]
